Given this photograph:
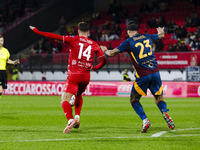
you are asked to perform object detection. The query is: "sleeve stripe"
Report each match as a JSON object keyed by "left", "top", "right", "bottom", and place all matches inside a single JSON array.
[{"left": 63, "top": 36, "right": 64, "bottom": 43}]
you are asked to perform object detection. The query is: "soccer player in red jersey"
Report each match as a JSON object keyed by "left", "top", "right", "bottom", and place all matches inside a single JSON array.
[{"left": 29, "top": 22, "right": 106, "bottom": 133}]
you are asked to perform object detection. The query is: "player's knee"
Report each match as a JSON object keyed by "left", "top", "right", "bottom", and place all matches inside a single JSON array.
[
  {"left": 0, "top": 88, "right": 3, "bottom": 95},
  {"left": 154, "top": 95, "right": 163, "bottom": 104},
  {"left": 61, "top": 98, "right": 65, "bottom": 104},
  {"left": 61, "top": 92, "right": 70, "bottom": 103},
  {"left": 130, "top": 93, "right": 141, "bottom": 106}
]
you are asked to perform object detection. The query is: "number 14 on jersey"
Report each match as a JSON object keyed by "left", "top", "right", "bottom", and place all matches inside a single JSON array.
[{"left": 78, "top": 43, "right": 91, "bottom": 61}]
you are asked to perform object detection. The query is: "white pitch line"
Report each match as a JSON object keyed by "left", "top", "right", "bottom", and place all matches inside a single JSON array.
[
  {"left": 164, "top": 134, "right": 200, "bottom": 138},
  {"left": 0, "top": 132, "right": 200, "bottom": 143},
  {"left": 151, "top": 128, "right": 200, "bottom": 137},
  {"left": 151, "top": 131, "right": 168, "bottom": 137},
  {"left": 0, "top": 136, "right": 145, "bottom": 143}
]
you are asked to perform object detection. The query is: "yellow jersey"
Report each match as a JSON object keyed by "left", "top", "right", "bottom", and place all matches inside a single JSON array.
[{"left": 0, "top": 47, "right": 10, "bottom": 70}]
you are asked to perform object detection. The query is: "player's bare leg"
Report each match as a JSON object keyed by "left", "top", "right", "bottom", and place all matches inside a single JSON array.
[
  {"left": 154, "top": 95, "right": 175, "bottom": 129},
  {"left": 61, "top": 92, "right": 77, "bottom": 133},
  {"left": 0, "top": 85, "right": 3, "bottom": 99},
  {"left": 73, "top": 115, "right": 80, "bottom": 129},
  {"left": 130, "top": 93, "right": 151, "bottom": 133},
  {"left": 73, "top": 95, "right": 83, "bottom": 128}
]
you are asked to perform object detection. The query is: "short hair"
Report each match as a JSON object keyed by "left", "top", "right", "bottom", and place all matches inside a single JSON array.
[
  {"left": 0, "top": 35, "right": 3, "bottom": 38},
  {"left": 78, "top": 22, "right": 90, "bottom": 32},
  {"left": 126, "top": 21, "right": 139, "bottom": 31}
]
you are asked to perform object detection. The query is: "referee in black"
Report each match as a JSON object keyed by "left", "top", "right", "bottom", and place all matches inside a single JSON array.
[{"left": 0, "top": 35, "right": 20, "bottom": 99}]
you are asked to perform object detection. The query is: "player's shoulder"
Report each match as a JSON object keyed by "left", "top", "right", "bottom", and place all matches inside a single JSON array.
[
  {"left": 91, "top": 40, "right": 101, "bottom": 49},
  {"left": 123, "top": 37, "right": 132, "bottom": 45},
  {"left": 89, "top": 38, "right": 98, "bottom": 46},
  {"left": 143, "top": 33, "right": 159, "bottom": 41},
  {"left": 2, "top": 47, "right": 9, "bottom": 52},
  {"left": 143, "top": 33, "right": 150, "bottom": 37},
  {"left": 143, "top": 33, "right": 156, "bottom": 38}
]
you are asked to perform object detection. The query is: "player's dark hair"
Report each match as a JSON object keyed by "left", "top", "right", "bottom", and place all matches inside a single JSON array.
[
  {"left": 126, "top": 21, "right": 139, "bottom": 31},
  {"left": 0, "top": 35, "right": 3, "bottom": 38},
  {"left": 78, "top": 22, "right": 90, "bottom": 32}
]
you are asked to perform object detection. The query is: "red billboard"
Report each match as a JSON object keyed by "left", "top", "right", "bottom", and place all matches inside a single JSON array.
[
  {"left": 155, "top": 52, "right": 200, "bottom": 69},
  {"left": 4, "top": 81, "right": 200, "bottom": 97}
]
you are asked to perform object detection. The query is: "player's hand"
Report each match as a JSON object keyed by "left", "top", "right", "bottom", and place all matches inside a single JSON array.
[
  {"left": 156, "top": 27, "right": 165, "bottom": 34},
  {"left": 29, "top": 26, "right": 36, "bottom": 30},
  {"left": 100, "top": 46, "right": 108, "bottom": 53},
  {"left": 13, "top": 59, "right": 20, "bottom": 65}
]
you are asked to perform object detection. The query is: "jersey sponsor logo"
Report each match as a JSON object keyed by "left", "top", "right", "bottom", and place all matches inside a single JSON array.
[
  {"left": 142, "top": 58, "right": 156, "bottom": 64},
  {"left": 78, "top": 61, "right": 86, "bottom": 68},
  {"left": 148, "top": 63, "right": 154, "bottom": 68},
  {"left": 86, "top": 62, "right": 92, "bottom": 67},
  {"left": 0, "top": 53, "right": 3, "bottom": 56},
  {"left": 77, "top": 61, "right": 91, "bottom": 68}
]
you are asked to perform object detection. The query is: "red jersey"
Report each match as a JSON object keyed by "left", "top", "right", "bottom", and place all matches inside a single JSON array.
[
  {"left": 63, "top": 35, "right": 104, "bottom": 74},
  {"left": 32, "top": 28, "right": 105, "bottom": 75}
]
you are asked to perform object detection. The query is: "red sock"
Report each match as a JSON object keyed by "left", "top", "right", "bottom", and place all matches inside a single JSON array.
[
  {"left": 75, "top": 95, "right": 83, "bottom": 116},
  {"left": 61, "top": 101, "right": 73, "bottom": 120}
]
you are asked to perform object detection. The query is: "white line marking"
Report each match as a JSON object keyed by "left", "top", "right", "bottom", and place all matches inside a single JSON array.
[
  {"left": 164, "top": 134, "right": 200, "bottom": 138},
  {"left": 0, "top": 136, "right": 145, "bottom": 143},
  {"left": 151, "top": 131, "right": 168, "bottom": 137},
  {"left": 151, "top": 128, "right": 200, "bottom": 137},
  {"left": 0, "top": 132, "right": 200, "bottom": 143}
]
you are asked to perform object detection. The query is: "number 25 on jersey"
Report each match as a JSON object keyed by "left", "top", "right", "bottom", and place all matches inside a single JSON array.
[{"left": 78, "top": 43, "right": 91, "bottom": 61}]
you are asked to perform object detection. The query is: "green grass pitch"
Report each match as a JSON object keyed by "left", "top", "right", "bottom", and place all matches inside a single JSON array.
[{"left": 0, "top": 95, "right": 200, "bottom": 150}]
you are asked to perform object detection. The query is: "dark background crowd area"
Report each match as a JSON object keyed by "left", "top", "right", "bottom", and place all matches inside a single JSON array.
[
  {"left": 1, "top": 0, "right": 200, "bottom": 55},
  {"left": 0, "top": 0, "right": 41, "bottom": 32}
]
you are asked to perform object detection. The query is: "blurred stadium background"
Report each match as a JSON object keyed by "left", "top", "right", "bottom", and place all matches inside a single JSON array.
[
  {"left": 0, "top": 1, "right": 200, "bottom": 149},
  {"left": 0, "top": 0, "right": 199, "bottom": 97}
]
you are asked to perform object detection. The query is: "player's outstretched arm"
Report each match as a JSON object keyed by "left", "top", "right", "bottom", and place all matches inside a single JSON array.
[
  {"left": 100, "top": 46, "right": 120, "bottom": 57},
  {"left": 157, "top": 27, "right": 165, "bottom": 39},
  {"left": 29, "top": 26, "right": 64, "bottom": 41},
  {"left": 7, "top": 59, "right": 20, "bottom": 65}
]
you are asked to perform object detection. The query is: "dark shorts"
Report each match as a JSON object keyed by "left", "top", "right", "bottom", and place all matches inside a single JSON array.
[
  {"left": 0, "top": 70, "right": 8, "bottom": 89},
  {"left": 132, "top": 72, "right": 163, "bottom": 96},
  {"left": 62, "top": 73, "right": 90, "bottom": 96}
]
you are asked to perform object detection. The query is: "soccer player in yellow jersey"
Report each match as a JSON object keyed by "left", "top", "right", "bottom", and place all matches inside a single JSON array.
[{"left": 0, "top": 35, "right": 20, "bottom": 99}]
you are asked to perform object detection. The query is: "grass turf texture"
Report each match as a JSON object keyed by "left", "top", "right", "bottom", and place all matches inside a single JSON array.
[{"left": 0, "top": 95, "right": 200, "bottom": 150}]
